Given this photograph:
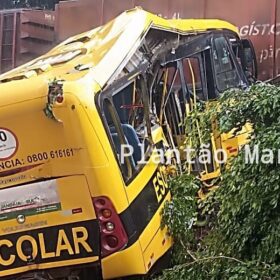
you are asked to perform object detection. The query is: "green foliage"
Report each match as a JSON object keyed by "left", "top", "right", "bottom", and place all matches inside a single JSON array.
[
  {"left": 157, "top": 83, "right": 280, "bottom": 279},
  {"left": 161, "top": 174, "right": 199, "bottom": 243},
  {"left": 158, "top": 258, "right": 280, "bottom": 280},
  {"left": 210, "top": 84, "right": 280, "bottom": 264},
  {"left": 160, "top": 175, "right": 200, "bottom": 264},
  {"left": 216, "top": 83, "right": 280, "bottom": 134},
  {"left": 183, "top": 102, "right": 212, "bottom": 150}
]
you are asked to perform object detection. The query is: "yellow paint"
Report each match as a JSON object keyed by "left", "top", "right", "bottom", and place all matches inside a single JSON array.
[
  {"left": 56, "top": 229, "right": 75, "bottom": 257},
  {"left": 39, "top": 233, "right": 56, "bottom": 259},
  {"left": 72, "top": 227, "right": 93, "bottom": 254}
]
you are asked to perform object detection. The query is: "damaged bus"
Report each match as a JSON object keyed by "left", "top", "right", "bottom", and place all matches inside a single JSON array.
[{"left": 0, "top": 8, "right": 256, "bottom": 279}]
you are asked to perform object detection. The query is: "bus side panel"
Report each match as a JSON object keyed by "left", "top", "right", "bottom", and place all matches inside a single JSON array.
[{"left": 101, "top": 241, "right": 146, "bottom": 279}]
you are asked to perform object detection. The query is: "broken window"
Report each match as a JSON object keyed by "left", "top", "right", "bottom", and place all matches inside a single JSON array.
[
  {"left": 102, "top": 76, "right": 151, "bottom": 181},
  {"left": 182, "top": 57, "right": 207, "bottom": 101},
  {"left": 151, "top": 63, "right": 188, "bottom": 148},
  {"left": 212, "top": 36, "right": 241, "bottom": 92}
]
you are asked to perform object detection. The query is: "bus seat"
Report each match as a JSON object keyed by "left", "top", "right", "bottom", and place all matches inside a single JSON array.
[
  {"left": 121, "top": 124, "right": 142, "bottom": 164},
  {"left": 109, "top": 124, "right": 141, "bottom": 165}
]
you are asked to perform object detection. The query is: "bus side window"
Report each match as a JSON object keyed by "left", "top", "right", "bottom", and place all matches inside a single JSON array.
[
  {"left": 103, "top": 76, "right": 152, "bottom": 182},
  {"left": 112, "top": 79, "right": 150, "bottom": 162},
  {"left": 212, "top": 36, "right": 240, "bottom": 92},
  {"left": 103, "top": 98, "right": 134, "bottom": 179}
]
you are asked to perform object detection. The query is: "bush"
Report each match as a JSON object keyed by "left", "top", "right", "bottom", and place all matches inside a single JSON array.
[{"left": 156, "top": 84, "right": 280, "bottom": 280}]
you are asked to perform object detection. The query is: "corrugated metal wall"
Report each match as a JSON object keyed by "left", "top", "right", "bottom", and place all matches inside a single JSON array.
[
  {"left": 0, "top": 9, "right": 55, "bottom": 73},
  {"left": 55, "top": 0, "right": 280, "bottom": 80},
  {"left": 0, "top": 11, "right": 19, "bottom": 73}
]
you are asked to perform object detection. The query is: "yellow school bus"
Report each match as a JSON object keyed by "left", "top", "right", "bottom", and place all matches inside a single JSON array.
[{"left": 0, "top": 7, "right": 255, "bottom": 279}]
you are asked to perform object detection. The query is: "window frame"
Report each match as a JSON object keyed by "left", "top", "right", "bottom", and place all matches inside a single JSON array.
[
  {"left": 211, "top": 33, "right": 247, "bottom": 93},
  {"left": 96, "top": 71, "right": 154, "bottom": 185}
]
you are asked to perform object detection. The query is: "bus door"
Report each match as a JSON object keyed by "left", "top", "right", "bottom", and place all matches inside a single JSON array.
[{"left": 156, "top": 33, "right": 236, "bottom": 179}]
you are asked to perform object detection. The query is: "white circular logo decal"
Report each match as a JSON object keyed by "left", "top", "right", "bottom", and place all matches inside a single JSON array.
[{"left": 0, "top": 128, "right": 18, "bottom": 160}]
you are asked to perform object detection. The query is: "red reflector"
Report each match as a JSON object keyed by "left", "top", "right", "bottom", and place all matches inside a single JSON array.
[
  {"left": 102, "top": 209, "right": 112, "bottom": 218},
  {"left": 56, "top": 95, "right": 64, "bottom": 103},
  {"left": 95, "top": 198, "right": 106, "bottom": 207},
  {"left": 93, "top": 196, "right": 128, "bottom": 257}
]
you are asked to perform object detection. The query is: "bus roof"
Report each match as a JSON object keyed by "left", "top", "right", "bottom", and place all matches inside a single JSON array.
[{"left": 0, "top": 8, "right": 239, "bottom": 102}]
